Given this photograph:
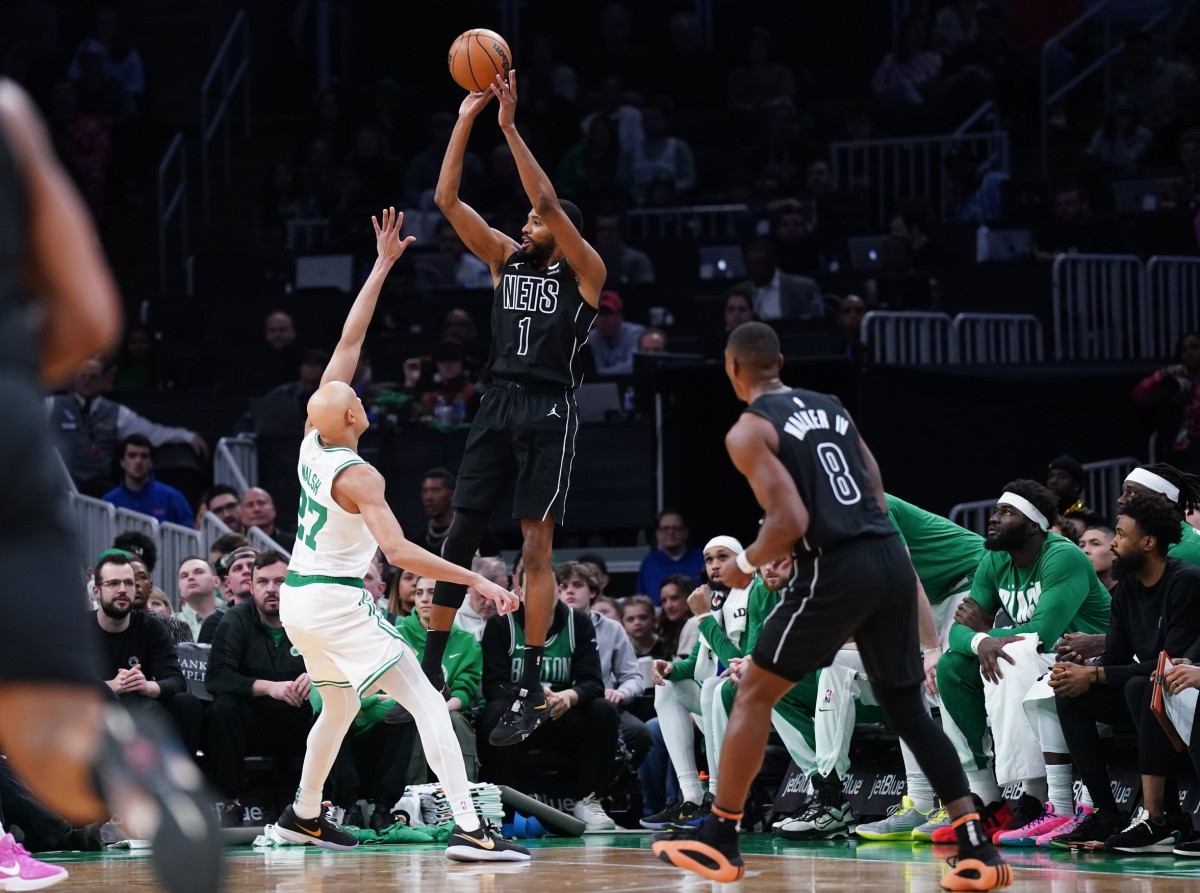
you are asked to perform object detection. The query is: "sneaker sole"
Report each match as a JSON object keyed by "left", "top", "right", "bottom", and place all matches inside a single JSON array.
[
  {"left": 444, "top": 844, "right": 531, "bottom": 862},
  {"left": 652, "top": 838, "right": 745, "bottom": 883},
  {"left": 940, "top": 859, "right": 1013, "bottom": 891},
  {"left": 777, "top": 826, "right": 851, "bottom": 841},
  {"left": 273, "top": 826, "right": 359, "bottom": 851},
  {"left": 0, "top": 872, "right": 70, "bottom": 891},
  {"left": 1107, "top": 842, "right": 1178, "bottom": 855},
  {"left": 912, "top": 828, "right": 949, "bottom": 842},
  {"left": 488, "top": 712, "right": 550, "bottom": 747},
  {"left": 1173, "top": 847, "right": 1200, "bottom": 857},
  {"left": 855, "top": 828, "right": 923, "bottom": 841}
]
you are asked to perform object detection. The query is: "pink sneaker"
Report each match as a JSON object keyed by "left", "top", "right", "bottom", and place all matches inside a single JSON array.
[
  {"left": 1034, "top": 803, "right": 1092, "bottom": 847},
  {"left": 0, "top": 833, "right": 69, "bottom": 890},
  {"left": 995, "top": 801, "right": 1071, "bottom": 847}
]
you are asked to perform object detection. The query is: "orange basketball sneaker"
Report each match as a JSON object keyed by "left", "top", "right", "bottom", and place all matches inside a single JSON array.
[
  {"left": 939, "top": 811, "right": 1014, "bottom": 892},
  {"left": 652, "top": 822, "right": 744, "bottom": 884}
]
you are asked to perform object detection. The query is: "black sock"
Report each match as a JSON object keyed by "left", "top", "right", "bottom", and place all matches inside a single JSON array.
[
  {"left": 520, "top": 646, "right": 544, "bottom": 694},
  {"left": 954, "top": 813, "right": 1000, "bottom": 862},
  {"left": 704, "top": 804, "right": 742, "bottom": 842},
  {"left": 422, "top": 630, "right": 450, "bottom": 686}
]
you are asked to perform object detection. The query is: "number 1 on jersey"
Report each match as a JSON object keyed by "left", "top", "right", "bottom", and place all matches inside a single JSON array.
[
  {"left": 516, "top": 316, "right": 531, "bottom": 356},
  {"left": 296, "top": 490, "right": 328, "bottom": 550}
]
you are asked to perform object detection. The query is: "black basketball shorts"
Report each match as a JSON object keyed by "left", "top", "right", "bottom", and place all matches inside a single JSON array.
[
  {"left": 752, "top": 534, "right": 923, "bottom": 688},
  {"left": 452, "top": 379, "right": 579, "bottom": 523}
]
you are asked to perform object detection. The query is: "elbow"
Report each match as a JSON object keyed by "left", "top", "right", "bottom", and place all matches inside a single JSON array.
[
  {"left": 433, "top": 188, "right": 453, "bottom": 211},
  {"left": 531, "top": 190, "right": 558, "bottom": 216}
]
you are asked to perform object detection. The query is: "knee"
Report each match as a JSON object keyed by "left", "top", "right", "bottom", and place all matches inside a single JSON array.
[
  {"left": 1122, "top": 676, "right": 1150, "bottom": 712},
  {"left": 583, "top": 698, "right": 620, "bottom": 734},
  {"left": 520, "top": 526, "right": 554, "bottom": 569},
  {"left": 208, "top": 693, "right": 241, "bottom": 726},
  {"left": 936, "top": 651, "right": 975, "bottom": 692}
]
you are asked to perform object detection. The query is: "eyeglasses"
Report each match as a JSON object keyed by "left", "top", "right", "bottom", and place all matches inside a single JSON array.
[{"left": 99, "top": 579, "right": 136, "bottom": 589}]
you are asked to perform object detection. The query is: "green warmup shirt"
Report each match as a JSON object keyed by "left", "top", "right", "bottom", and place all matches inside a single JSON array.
[
  {"left": 1171, "top": 521, "right": 1200, "bottom": 567},
  {"left": 504, "top": 611, "right": 577, "bottom": 692},
  {"left": 886, "top": 494, "right": 987, "bottom": 603},
  {"left": 949, "top": 531, "right": 1111, "bottom": 656}
]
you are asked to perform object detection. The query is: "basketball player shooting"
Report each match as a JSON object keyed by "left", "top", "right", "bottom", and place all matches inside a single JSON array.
[
  {"left": 425, "top": 71, "right": 607, "bottom": 747},
  {"left": 274, "top": 207, "right": 528, "bottom": 862},
  {"left": 652, "top": 322, "right": 1012, "bottom": 892}
]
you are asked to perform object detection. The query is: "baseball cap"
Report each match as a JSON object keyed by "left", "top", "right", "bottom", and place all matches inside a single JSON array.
[
  {"left": 598, "top": 291, "right": 623, "bottom": 314},
  {"left": 216, "top": 548, "right": 258, "bottom": 576},
  {"left": 1047, "top": 454, "right": 1085, "bottom": 484}
]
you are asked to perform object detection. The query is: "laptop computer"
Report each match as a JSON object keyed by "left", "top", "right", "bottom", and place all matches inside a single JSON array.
[
  {"left": 1112, "top": 177, "right": 1168, "bottom": 212},
  {"left": 986, "top": 228, "right": 1033, "bottom": 261},
  {"left": 698, "top": 245, "right": 746, "bottom": 280},
  {"left": 294, "top": 254, "right": 354, "bottom": 292},
  {"left": 847, "top": 235, "right": 889, "bottom": 273}
]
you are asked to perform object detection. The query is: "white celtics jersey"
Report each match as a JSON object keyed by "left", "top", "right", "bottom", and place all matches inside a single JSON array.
[{"left": 287, "top": 429, "right": 379, "bottom": 578}]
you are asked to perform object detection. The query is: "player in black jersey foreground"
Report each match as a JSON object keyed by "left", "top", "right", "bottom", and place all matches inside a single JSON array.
[
  {"left": 428, "top": 71, "right": 606, "bottom": 746},
  {"left": 652, "top": 322, "right": 1012, "bottom": 892}
]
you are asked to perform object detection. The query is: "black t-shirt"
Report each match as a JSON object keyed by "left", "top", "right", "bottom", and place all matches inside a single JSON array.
[
  {"left": 95, "top": 610, "right": 186, "bottom": 698},
  {"left": 744, "top": 388, "right": 896, "bottom": 552},
  {"left": 488, "top": 252, "right": 597, "bottom": 388},
  {"left": 1098, "top": 558, "right": 1200, "bottom": 686}
]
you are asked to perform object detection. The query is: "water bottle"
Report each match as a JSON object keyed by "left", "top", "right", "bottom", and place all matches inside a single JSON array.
[
  {"left": 434, "top": 395, "right": 454, "bottom": 424},
  {"left": 622, "top": 386, "right": 636, "bottom": 415},
  {"left": 452, "top": 393, "right": 466, "bottom": 424}
]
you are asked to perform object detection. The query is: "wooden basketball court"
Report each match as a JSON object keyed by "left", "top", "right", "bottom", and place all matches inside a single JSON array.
[{"left": 41, "top": 832, "right": 1200, "bottom": 891}]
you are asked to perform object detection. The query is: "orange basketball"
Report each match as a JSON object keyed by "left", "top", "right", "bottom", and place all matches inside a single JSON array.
[{"left": 448, "top": 28, "right": 512, "bottom": 93}]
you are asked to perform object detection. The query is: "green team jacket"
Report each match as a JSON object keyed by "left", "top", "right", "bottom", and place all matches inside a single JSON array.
[
  {"left": 948, "top": 532, "right": 1112, "bottom": 657},
  {"left": 668, "top": 578, "right": 780, "bottom": 681}
]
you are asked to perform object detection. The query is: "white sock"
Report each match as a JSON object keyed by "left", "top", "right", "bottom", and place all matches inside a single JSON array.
[
  {"left": 965, "top": 769, "right": 1001, "bottom": 805},
  {"left": 1078, "top": 784, "right": 1093, "bottom": 808},
  {"left": 1023, "top": 777, "right": 1048, "bottom": 807},
  {"left": 707, "top": 781, "right": 717, "bottom": 802},
  {"left": 677, "top": 771, "right": 703, "bottom": 805},
  {"left": 378, "top": 653, "right": 480, "bottom": 832},
  {"left": 294, "top": 685, "right": 359, "bottom": 820},
  {"left": 906, "top": 773, "right": 936, "bottom": 813},
  {"left": 1046, "top": 764, "right": 1075, "bottom": 815}
]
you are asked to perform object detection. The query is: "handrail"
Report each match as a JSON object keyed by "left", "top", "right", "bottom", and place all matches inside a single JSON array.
[
  {"left": 200, "top": 9, "right": 251, "bottom": 222},
  {"left": 952, "top": 101, "right": 997, "bottom": 137},
  {"left": 156, "top": 131, "right": 187, "bottom": 295},
  {"left": 214, "top": 435, "right": 256, "bottom": 493}
]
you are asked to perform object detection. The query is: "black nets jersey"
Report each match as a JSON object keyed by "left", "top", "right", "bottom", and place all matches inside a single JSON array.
[
  {"left": 488, "top": 252, "right": 597, "bottom": 388},
  {"left": 744, "top": 388, "right": 896, "bottom": 552}
]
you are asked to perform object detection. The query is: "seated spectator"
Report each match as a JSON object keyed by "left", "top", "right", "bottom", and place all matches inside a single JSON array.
[
  {"left": 386, "top": 565, "right": 420, "bottom": 619},
  {"left": 417, "top": 467, "right": 500, "bottom": 558},
  {"left": 390, "top": 576, "right": 483, "bottom": 781},
  {"left": 865, "top": 236, "right": 937, "bottom": 310},
  {"left": 829, "top": 294, "right": 867, "bottom": 361},
  {"left": 112, "top": 530, "right": 157, "bottom": 574},
  {"left": 579, "top": 75, "right": 644, "bottom": 161},
  {"left": 944, "top": 148, "right": 1008, "bottom": 223},
  {"left": 621, "top": 594, "right": 668, "bottom": 658},
  {"left": 587, "top": 290, "right": 645, "bottom": 375},
  {"left": 112, "top": 325, "right": 164, "bottom": 394},
  {"left": 251, "top": 310, "right": 302, "bottom": 392},
  {"left": 48, "top": 357, "right": 208, "bottom": 497},
  {"left": 658, "top": 573, "right": 699, "bottom": 661},
  {"left": 404, "top": 112, "right": 484, "bottom": 208},
  {"left": 364, "top": 555, "right": 388, "bottom": 611},
  {"left": 637, "top": 327, "right": 667, "bottom": 354},
  {"left": 102, "top": 434, "right": 195, "bottom": 526},
  {"left": 702, "top": 287, "right": 756, "bottom": 359},
  {"left": 0, "top": 759, "right": 102, "bottom": 856},
  {"left": 1079, "top": 524, "right": 1117, "bottom": 592},
  {"left": 1159, "top": 129, "right": 1200, "bottom": 213},
  {"left": 1049, "top": 496, "right": 1200, "bottom": 851},
  {"left": 476, "top": 582, "right": 619, "bottom": 831},
  {"left": 204, "top": 551, "right": 316, "bottom": 827},
  {"left": 345, "top": 122, "right": 404, "bottom": 205},
  {"left": 1046, "top": 453, "right": 1090, "bottom": 516},
  {"left": 440, "top": 307, "right": 488, "bottom": 377},
  {"left": 174, "top": 556, "right": 221, "bottom": 641},
  {"left": 556, "top": 113, "right": 622, "bottom": 204},
  {"left": 618, "top": 96, "right": 696, "bottom": 206},
  {"left": 196, "top": 484, "right": 244, "bottom": 533},
  {"left": 257, "top": 160, "right": 320, "bottom": 246},
  {"left": 208, "top": 531, "right": 251, "bottom": 567},
  {"left": 127, "top": 553, "right": 192, "bottom": 645},
  {"left": 454, "top": 556, "right": 508, "bottom": 641},
  {"left": 198, "top": 547, "right": 259, "bottom": 645},
  {"left": 1132, "top": 332, "right": 1200, "bottom": 474},
  {"left": 636, "top": 510, "right": 704, "bottom": 603},
  {"left": 1033, "top": 182, "right": 1105, "bottom": 260},
  {"left": 871, "top": 15, "right": 943, "bottom": 110},
  {"left": 593, "top": 596, "right": 620, "bottom": 621},
  {"left": 240, "top": 486, "right": 295, "bottom": 547},
  {"left": 1087, "top": 96, "right": 1154, "bottom": 173},
  {"left": 577, "top": 552, "right": 613, "bottom": 600},
  {"left": 417, "top": 341, "right": 478, "bottom": 422},
  {"left": 434, "top": 220, "right": 492, "bottom": 289},
  {"left": 92, "top": 551, "right": 202, "bottom": 756},
  {"left": 593, "top": 208, "right": 655, "bottom": 286},
  {"left": 735, "top": 239, "right": 823, "bottom": 321},
  {"left": 557, "top": 561, "right": 650, "bottom": 768},
  {"left": 890, "top": 197, "right": 956, "bottom": 269},
  {"left": 725, "top": 27, "right": 795, "bottom": 127}
]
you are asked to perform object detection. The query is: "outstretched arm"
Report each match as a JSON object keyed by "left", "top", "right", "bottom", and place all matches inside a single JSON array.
[
  {"left": 320, "top": 207, "right": 413, "bottom": 388},
  {"left": 434, "top": 90, "right": 517, "bottom": 277},
  {"left": 491, "top": 72, "right": 606, "bottom": 304}
]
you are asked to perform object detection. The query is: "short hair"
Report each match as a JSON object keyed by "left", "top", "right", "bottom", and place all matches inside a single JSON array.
[
  {"left": 471, "top": 555, "right": 507, "bottom": 584},
  {"left": 118, "top": 433, "right": 153, "bottom": 459},
  {"left": 576, "top": 552, "right": 608, "bottom": 575},
  {"left": 1118, "top": 495, "right": 1184, "bottom": 556},
  {"left": 254, "top": 549, "right": 290, "bottom": 571},
  {"left": 209, "top": 532, "right": 251, "bottom": 557},
  {"left": 725, "top": 285, "right": 753, "bottom": 305},
  {"left": 726, "top": 321, "right": 782, "bottom": 372},
  {"left": 1083, "top": 524, "right": 1115, "bottom": 539},
  {"left": 657, "top": 507, "right": 687, "bottom": 527},
  {"left": 1054, "top": 514, "right": 1081, "bottom": 546},
  {"left": 559, "top": 199, "right": 584, "bottom": 232},
  {"left": 200, "top": 484, "right": 240, "bottom": 508},
  {"left": 556, "top": 560, "right": 601, "bottom": 596},
  {"left": 619, "top": 594, "right": 656, "bottom": 618},
  {"left": 113, "top": 531, "right": 158, "bottom": 572},
  {"left": 1000, "top": 479, "right": 1059, "bottom": 532},
  {"left": 94, "top": 552, "right": 131, "bottom": 587},
  {"left": 423, "top": 467, "right": 456, "bottom": 489},
  {"left": 177, "top": 555, "right": 213, "bottom": 574}
]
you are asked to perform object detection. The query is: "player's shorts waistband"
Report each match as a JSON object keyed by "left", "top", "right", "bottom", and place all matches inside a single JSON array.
[
  {"left": 285, "top": 571, "right": 364, "bottom": 589},
  {"left": 488, "top": 377, "right": 568, "bottom": 394}
]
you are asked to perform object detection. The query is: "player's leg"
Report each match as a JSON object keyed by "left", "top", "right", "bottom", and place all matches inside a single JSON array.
[
  {"left": 379, "top": 651, "right": 529, "bottom": 861},
  {"left": 937, "top": 651, "right": 1003, "bottom": 805},
  {"left": 640, "top": 678, "right": 706, "bottom": 828}
]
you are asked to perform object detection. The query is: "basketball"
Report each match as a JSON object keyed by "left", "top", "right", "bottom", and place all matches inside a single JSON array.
[{"left": 448, "top": 28, "right": 512, "bottom": 92}]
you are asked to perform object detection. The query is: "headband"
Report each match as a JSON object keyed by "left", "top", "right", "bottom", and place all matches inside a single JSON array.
[
  {"left": 1124, "top": 467, "right": 1180, "bottom": 503},
  {"left": 998, "top": 491, "right": 1049, "bottom": 532},
  {"left": 704, "top": 535, "right": 744, "bottom": 556}
]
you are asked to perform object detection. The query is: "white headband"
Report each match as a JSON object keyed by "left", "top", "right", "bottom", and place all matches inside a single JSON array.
[
  {"left": 1124, "top": 467, "right": 1180, "bottom": 503},
  {"left": 999, "top": 491, "right": 1050, "bottom": 532},
  {"left": 704, "top": 535, "right": 744, "bottom": 556}
]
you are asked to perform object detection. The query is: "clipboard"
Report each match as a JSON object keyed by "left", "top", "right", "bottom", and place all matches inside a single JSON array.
[{"left": 1150, "top": 651, "right": 1186, "bottom": 753}]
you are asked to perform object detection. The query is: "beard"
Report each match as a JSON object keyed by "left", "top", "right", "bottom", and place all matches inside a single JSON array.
[
  {"left": 515, "top": 239, "right": 554, "bottom": 269},
  {"left": 101, "top": 599, "right": 132, "bottom": 619},
  {"left": 1111, "top": 551, "right": 1145, "bottom": 580},
  {"left": 984, "top": 525, "right": 1033, "bottom": 552}
]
